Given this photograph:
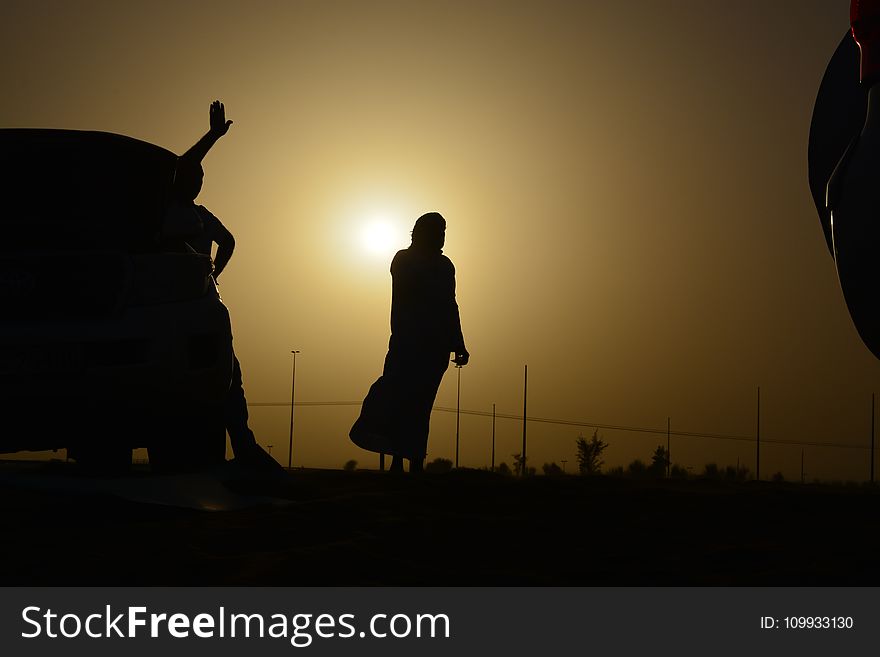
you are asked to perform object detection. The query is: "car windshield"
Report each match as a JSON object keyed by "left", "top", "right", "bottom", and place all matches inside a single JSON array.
[{"left": 0, "top": 129, "right": 177, "bottom": 253}]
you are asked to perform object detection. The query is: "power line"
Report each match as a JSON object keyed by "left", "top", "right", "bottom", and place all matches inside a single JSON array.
[{"left": 248, "top": 400, "right": 873, "bottom": 451}]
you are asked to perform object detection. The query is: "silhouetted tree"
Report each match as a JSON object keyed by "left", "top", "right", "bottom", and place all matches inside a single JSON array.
[
  {"left": 772, "top": 471, "right": 785, "bottom": 483},
  {"left": 542, "top": 462, "right": 563, "bottom": 476},
  {"left": 703, "top": 463, "right": 720, "bottom": 480},
  {"left": 576, "top": 430, "right": 608, "bottom": 475},
  {"left": 648, "top": 445, "right": 670, "bottom": 477},
  {"left": 512, "top": 453, "right": 528, "bottom": 476},
  {"left": 670, "top": 464, "right": 689, "bottom": 479},
  {"left": 723, "top": 464, "right": 750, "bottom": 482},
  {"left": 626, "top": 459, "right": 647, "bottom": 478},
  {"left": 343, "top": 459, "right": 358, "bottom": 472},
  {"left": 425, "top": 457, "right": 453, "bottom": 473},
  {"left": 496, "top": 462, "right": 512, "bottom": 476},
  {"left": 607, "top": 465, "right": 624, "bottom": 477}
]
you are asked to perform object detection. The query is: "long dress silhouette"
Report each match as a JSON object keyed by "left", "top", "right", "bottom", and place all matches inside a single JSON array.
[{"left": 350, "top": 212, "right": 468, "bottom": 467}]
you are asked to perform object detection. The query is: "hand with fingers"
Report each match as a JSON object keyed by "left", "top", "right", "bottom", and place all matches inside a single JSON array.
[{"left": 209, "top": 100, "right": 233, "bottom": 138}]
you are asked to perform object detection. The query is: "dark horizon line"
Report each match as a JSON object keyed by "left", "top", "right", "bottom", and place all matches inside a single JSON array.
[{"left": 246, "top": 401, "right": 872, "bottom": 451}]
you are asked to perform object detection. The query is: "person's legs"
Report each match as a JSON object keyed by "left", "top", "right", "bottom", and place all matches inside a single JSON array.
[
  {"left": 226, "top": 352, "right": 284, "bottom": 472},
  {"left": 226, "top": 353, "right": 258, "bottom": 455},
  {"left": 395, "top": 352, "right": 448, "bottom": 473},
  {"left": 410, "top": 354, "right": 449, "bottom": 463},
  {"left": 381, "top": 349, "right": 446, "bottom": 473}
]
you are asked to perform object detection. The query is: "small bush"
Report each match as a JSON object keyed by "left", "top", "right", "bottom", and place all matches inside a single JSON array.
[
  {"left": 626, "top": 459, "right": 647, "bottom": 478},
  {"left": 648, "top": 446, "right": 669, "bottom": 477},
  {"left": 425, "top": 458, "right": 453, "bottom": 473},
  {"left": 703, "top": 463, "right": 720, "bottom": 480},
  {"left": 670, "top": 464, "right": 689, "bottom": 479}
]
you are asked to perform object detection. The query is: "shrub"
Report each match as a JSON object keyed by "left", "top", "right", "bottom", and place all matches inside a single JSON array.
[
  {"left": 425, "top": 458, "right": 453, "bottom": 473},
  {"left": 703, "top": 463, "right": 720, "bottom": 480},
  {"left": 648, "top": 446, "right": 670, "bottom": 477},
  {"left": 626, "top": 459, "right": 647, "bottom": 478}
]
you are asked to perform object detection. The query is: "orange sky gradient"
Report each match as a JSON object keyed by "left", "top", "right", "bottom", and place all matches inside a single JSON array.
[{"left": 2, "top": 0, "right": 877, "bottom": 481}]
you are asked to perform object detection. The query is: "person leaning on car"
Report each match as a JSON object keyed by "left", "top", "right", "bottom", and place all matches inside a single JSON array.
[{"left": 163, "top": 101, "right": 282, "bottom": 473}]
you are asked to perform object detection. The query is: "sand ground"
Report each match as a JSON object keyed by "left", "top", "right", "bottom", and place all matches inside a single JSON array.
[{"left": 1, "top": 461, "right": 878, "bottom": 585}]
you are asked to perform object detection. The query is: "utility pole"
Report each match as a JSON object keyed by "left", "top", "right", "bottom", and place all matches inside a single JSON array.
[
  {"left": 666, "top": 416, "right": 671, "bottom": 478},
  {"left": 755, "top": 386, "right": 761, "bottom": 481},
  {"left": 801, "top": 449, "right": 805, "bottom": 485},
  {"left": 522, "top": 365, "right": 528, "bottom": 477},
  {"left": 288, "top": 349, "right": 300, "bottom": 470},
  {"left": 491, "top": 403, "right": 496, "bottom": 472},
  {"left": 561, "top": 459, "right": 567, "bottom": 474}
]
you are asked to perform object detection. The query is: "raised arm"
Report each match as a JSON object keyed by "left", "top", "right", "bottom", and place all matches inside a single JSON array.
[{"left": 180, "top": 100, "right": 233, "bottom": 164}]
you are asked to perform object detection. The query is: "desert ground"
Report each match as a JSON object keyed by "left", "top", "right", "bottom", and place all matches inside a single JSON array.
[{"left": 1, "top": 460, "right": 878, "bottom": 586}]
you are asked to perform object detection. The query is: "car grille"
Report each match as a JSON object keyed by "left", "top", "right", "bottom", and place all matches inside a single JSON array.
[
  {"left": 0, "top": 253, "right": 126, "bottom": 320},
  {"left": 0, "top": 339, "right": 150, "bottom": 379}
]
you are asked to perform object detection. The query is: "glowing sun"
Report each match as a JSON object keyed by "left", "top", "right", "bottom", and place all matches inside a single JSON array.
[{"left": 360, "top": 219, "right": 399, "bottom": 257}]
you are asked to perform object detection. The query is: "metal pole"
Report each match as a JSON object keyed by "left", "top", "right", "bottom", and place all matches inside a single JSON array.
[
  {"left": 522, "top": 365, "right": 528, "bottom": 477},
  {"left": 455, "top": 364, "right": 461, "bottom": 468},
  {"left": 756, "top": 386, "right": 761, "bottom": 481},
  {"left": 666, "top": 416, "right": 671, "bottom": 478},
  {"left": 288, "top": 350, "right": 300, "bottom": 470},
  {"left": 491, "top": 403, "right": 496, "bottom": 472}
]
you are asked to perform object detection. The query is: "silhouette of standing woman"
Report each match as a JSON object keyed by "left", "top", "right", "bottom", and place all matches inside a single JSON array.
[
  {"left": 164, "top": 101, "right": 281, "bottom": 473},
  {"left": 351, "top": 212, "right": 469, "bottom": 473}
]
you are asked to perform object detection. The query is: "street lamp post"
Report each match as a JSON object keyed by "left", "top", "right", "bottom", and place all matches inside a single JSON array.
[
  {"left": 491, "top": 403, "right": 496, "bottom": 472},
  {"left": 288, "top": 350, "right": 300, "bottom": 470},
  {"left": 455, "top": 363, "right": 462, "bottom": 468},
  {"left": 522, "top": 364, "right": 528, "bottom": 477}
]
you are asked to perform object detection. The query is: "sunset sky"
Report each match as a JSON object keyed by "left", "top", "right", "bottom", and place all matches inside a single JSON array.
[{"left": 2, "top": 0, "right": 876, "bottom": 481}]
